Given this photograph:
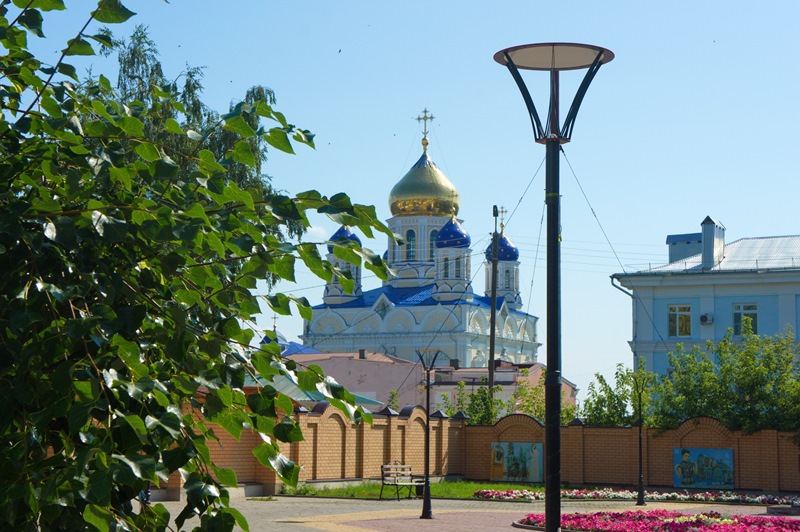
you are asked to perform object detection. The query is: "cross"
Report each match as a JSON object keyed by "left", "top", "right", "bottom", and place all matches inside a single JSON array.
[
  {"left": 271, "top": 314, "right": 278, "bottom": 331},
  {"left": 415, "top": 108, "right": 435, "bottom": 139},
  {"left": 499, "top": 206, "right": 508, "bottom": 232}
]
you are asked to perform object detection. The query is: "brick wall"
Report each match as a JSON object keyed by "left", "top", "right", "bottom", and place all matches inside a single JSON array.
[{"left": 192, "top": 406, "right": 798, "bottom": 498}]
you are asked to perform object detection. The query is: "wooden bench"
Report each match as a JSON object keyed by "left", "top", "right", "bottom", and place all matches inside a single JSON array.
[{"left": 379, "top": 464, "right": 425, "bottom": 500}]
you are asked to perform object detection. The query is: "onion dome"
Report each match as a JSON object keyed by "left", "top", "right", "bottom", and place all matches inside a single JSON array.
[
  {"left": 484, "top": 233, "right": 520, "bottom": 261},
  {"left": 327, "top": 225, "right": 361, "bottom": 253},
  {"left": 388, "top": 139, "right": 459, "bottom": 217},
  {"left": 435, "top": 218, "right": 471, "bottom": 249},
  {"left": 259, "top": 330, "right": 288, "bottom": 351},
  {"left": 382, "top": 250, "right": 388, "bottom": 261}
]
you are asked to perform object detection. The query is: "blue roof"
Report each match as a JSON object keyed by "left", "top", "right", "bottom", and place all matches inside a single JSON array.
[
  {"left": 485, "top": 233, "right": 519, "bottom": 261},
  {"left": 313, "top": 284, "right": 536, "bottom": 317},
  {"left": 327, "top": 225, "right": 361, "bottom": 253}
]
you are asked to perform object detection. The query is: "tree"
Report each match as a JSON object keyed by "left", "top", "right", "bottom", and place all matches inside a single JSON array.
[
  {"left": 511, "top": 369, "right": 577, "bottom": 425},
  {"left": 439, "top": 380, "right": 469, "bottom": 417},
  {"left": 464, "top": 378, "right": 510, "bottom": 425},
  {"left": 650, "top": 321, "right": 800, "bottom": 433},
  {"left": 0, "top": 2, "right": 391, "bottom": 530},
  {"left": 387, "top": 390, "right": 399, "bottom": 411},
  {"left": 580, "top": 362, "right": 654, "bottom": 427}
]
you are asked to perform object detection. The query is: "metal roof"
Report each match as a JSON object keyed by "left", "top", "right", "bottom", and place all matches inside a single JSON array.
[{"left": 618, "top": 235, "right": 800, "bottom": 276}]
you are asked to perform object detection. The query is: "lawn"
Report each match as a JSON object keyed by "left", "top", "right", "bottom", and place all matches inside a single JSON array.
[{"left": 280, "top": 479, "right": 542, "bottom": 499}]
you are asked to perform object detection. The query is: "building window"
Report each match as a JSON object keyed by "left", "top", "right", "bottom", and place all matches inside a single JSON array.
[
  {"left": 406, "top": 230, "right": 416, "bottom": 260},
  {"left": 429, "top": 230, "right": 438, "bottom": 260},
  {"left": 668, "top": 305, "right": 691, "bottom": 337},
  {"left": 443, "top": 257, "right": 449, "bottom": 278},
  {"left": 455, "top": 256, "right": 462, "bottom": 278},
  {"left": 733, "top": 303, "right": 758, "bottom": 335},
  {"left": 504, "top": 270, "right": 511, "bottom": 289}
]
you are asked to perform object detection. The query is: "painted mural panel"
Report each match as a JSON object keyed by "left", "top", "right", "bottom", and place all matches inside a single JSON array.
[
  {"left": 673, "top": 448, "right": 734, "bottom": 489},
  {"left": 489, "top": 442, "right": 543, "bottom": 482}
]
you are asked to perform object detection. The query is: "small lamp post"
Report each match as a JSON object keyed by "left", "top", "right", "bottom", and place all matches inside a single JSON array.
[
  {"left": 416, "top": 349, "right": 443, "bottom": 519},
  {"left": 494, "top": 43, "right": 613, "bottom": 532},
  {"left": 632, "top": 367, "right": 653, "bottom": 506}
]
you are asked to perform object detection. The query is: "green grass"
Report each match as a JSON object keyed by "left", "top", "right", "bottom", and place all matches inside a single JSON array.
[{"left": 279, "top": 479, "right": 543, "bottom": 499}]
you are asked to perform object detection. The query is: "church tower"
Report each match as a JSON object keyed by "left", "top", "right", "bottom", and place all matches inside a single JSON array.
[
  {"left": 385, "top": 109, "right": 460, "bottom": 289},
  {"left": 484, "top": 228, "right": 522, "bottom": 310},
  {"left": 323, "top": 225, "right": 363, "bottom": 305},
  {"left": 433, "top": 217, "right": 473, "bottom": 301}
]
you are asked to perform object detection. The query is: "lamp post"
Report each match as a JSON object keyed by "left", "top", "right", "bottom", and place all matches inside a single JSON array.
[
  {"left": 416, "top": 349, "right": 443, "bottom": 519},
  {"left": 632, "top": 367, "right": 652, "bottom": 506},
  {"left": 488, "top": 205, "right": 499, "bottom": 396},
  {"left": 494, "top": 43, "right": 613, "bottom": 532}
]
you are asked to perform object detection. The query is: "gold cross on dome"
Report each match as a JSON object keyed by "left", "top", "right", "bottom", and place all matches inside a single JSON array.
[
  {"left": 271, "top": 314, "right": 278, "bottom": 331},
  {"left": 415, "top": 108, "right": 435, "bottom": 138},
  {"left": 499, "top": 206, "right": 508, "bottom": 232}
]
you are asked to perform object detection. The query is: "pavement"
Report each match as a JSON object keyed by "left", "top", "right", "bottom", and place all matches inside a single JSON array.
[{"left": 158, "top": 496, "right": 799, "bottom": 531}]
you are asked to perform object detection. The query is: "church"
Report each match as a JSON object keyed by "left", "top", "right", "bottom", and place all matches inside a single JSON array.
[{"left": 300, "top": 111, "right": 540, "bottom": 368}]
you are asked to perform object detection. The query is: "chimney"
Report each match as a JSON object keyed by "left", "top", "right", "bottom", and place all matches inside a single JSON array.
[
  {"left": 358, "top": 348, "right": 366, "bottom": 359},
  {"left": 701, "top": 216, "right": 725, "bottom": 270}
]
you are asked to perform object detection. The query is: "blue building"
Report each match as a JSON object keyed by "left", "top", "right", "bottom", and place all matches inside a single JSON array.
[{"left": 612, "top": 216, "right": 800, "bottom": 375}]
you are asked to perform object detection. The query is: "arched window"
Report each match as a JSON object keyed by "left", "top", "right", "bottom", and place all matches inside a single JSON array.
[
  {"left": 455, "top": 256, "right": 462, "bottom": 278},
  {"left": 429, "top": 230, "right": 438, "bottom": 260},
  {"left": 504, "top": 270, "right": 511, "bottom": 289},
  {"left": 406, "top": 230, "right": 416, "bottom": 260},
  {"left": 443, "top": 257, "right": 450, "bottom": 278}
]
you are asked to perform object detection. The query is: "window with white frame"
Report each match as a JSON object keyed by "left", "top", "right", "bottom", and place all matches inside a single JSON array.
[
  {"left": 733, "top": 303, "right": 758, "bottom": 335},
  {"left": 429, "top": 230, "right": 438, "bottom": 260},
  {"left": 668, "top": 305, "right": 692, "bottom": 337},
  {"left": 443, "top": 257, "right": 449, "bottom": 278},
  {"left": 454, "top": 256, "right": 462, "bottom": 278},
  {"left": 504, "top": 270, "right": 511, "bottom": 289},
  {"left": 406, "top": 229, "right": 416, "bottom": 260}
]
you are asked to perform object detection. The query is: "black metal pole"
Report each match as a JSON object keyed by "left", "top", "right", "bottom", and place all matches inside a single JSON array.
[
  {"left": 636, "top": 387, "right": 646, "bottom": 506},
  {"left": 421, "top": 363, "right": 433, "bottom": 519},
  {"left": 417, "top": 349, "right": 440, "bottom": 519},
  {"left": 488, "top": 205, "right": 499, "bottom": 398},
  {"left": 544, "top": 135, "right": 562, "bottom": 532}
]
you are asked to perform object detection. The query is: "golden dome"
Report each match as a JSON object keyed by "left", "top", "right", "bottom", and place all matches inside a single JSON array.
[{"left": 389, "top": 144, "right": 460, "bottom": 217}]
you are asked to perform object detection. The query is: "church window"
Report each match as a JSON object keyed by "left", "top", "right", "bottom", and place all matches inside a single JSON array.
[
  {"left": 429, "top": 230, "right": 438, "bottom": 260},
  {"left": 406, "top": 230, "right": 416, "bottom": 260},
  {"left": 455, "top": 256, "right": 462, "bottom": 278},
  {"left": 504, "top": 269, "right": 511, "bottom": 289},
  {"left": 668, "top": 305, "right": 692, "bottom": 337},
  {"left": 443, "top": 257, "right": 450, "bottom": 278}
]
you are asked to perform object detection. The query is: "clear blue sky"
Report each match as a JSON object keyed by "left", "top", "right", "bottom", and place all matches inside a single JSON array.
[{"left": 31, "top": 1, "right": 800, "bottom": 401}]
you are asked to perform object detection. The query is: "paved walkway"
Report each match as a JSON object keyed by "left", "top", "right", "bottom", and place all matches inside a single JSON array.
[{"left": 158, "top": 496, "right": 798, "bottom": 531}]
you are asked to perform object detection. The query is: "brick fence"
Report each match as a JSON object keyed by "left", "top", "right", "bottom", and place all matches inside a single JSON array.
[{"left": 172, "top": 405, "right": 800, "bottom": 497}]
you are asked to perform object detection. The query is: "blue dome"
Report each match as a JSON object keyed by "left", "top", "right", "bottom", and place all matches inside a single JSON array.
[
  {"left": 327, "top": 225, "right": 361, "bottom": 253},
  {"left": 382, "top": 249, "right": 388, "bottom": 261},
  {"left": 484, "top": 233, "right": 520, "bottom": 261},
  {"left": 259, "top": 330, "right": 288, "bottom": 350},
  {"left": 435, "top": 218, "right": 471, "bottom": 249}
]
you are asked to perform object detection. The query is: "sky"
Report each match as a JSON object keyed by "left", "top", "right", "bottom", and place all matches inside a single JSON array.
[{"left": 28, "top": 1, "right": 800, "bottom": 402}]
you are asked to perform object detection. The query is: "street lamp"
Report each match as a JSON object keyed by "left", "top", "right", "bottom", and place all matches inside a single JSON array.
[
  {"left": 416, "top": 349, "right": 443, "bottom": 519},
  {"left": 632, "top": 367, "right": 653, "bottom": 506},
  {"left": 494, "top": 43, "right": 613, "bottom": 532}
]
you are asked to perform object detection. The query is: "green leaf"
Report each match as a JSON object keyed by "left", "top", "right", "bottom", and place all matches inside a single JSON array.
[
  {"left": 221, "top": 507, "right": 250, "bottom": 532},
  {"left": 224, "top": 116, "right": 256, "bottom": 139},
  {"left": 135, "top": 142, "right": 160, "bottom": 162},
  {"left": 264, "top": 128, "right": 294, "bottom": 154},
  {"left": 83, "top": 504, "right": 115, "bottom": 531},
  {"left": 92, "top": 0, "right": 137, "bottom": 23},
  {"left": 12, "top": 0, "right": 66, "bottom": 10},
  {"left": 63, "top": 37, "right": 95, "bottom": 56},
  {"left": 165, "top": 118, "right": 184, "bottom": 134},
  {"left": 117, "top": 116, "right": 145, "bottom": 136},
  {"left": 212, "top": 465, "right": 238, "bottom": 487},
  {"left": 18, "top": 9, "right": 45, "bottom": 38},
  {"left": 266, "top": 254, "right": 295, "bottom": 283},
  {"left": 252, "top": 443, "right": 300, "bottom": 486},
  {"left": 232, "top": 139, "right": 256, "bottom": 167},
  {"left": 273, "top": 417, "right": 304, "bottom": 443}
]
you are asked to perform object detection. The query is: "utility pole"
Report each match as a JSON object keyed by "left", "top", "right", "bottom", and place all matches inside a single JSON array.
[{"left": 488, "top": 205, "right": 499, "bottom": 398}]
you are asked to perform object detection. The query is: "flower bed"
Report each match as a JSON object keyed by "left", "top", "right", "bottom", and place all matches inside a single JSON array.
[
  {"left": 518, "top": 509, "right": 800, "bottom": 531},
  {"left": 473, "top": 487, "right": 799, "bottom": 506}
]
